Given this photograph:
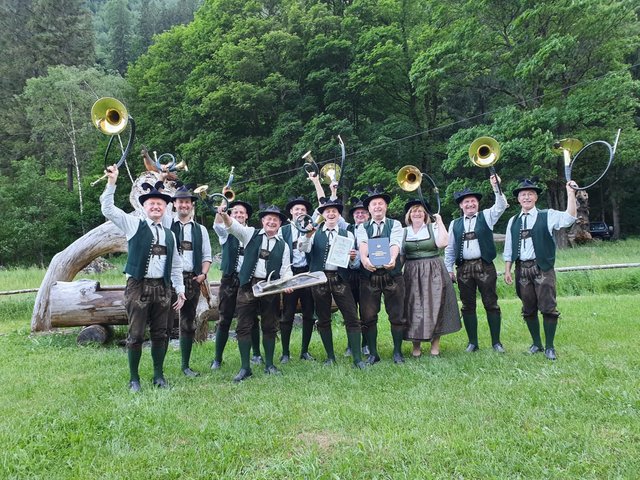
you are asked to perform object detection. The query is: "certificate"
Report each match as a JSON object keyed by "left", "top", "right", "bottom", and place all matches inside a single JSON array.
[
  {"left": 326, "top": 234, "right": 353, "bottom": 268},
  {"left": 369, "top": 237, "right": 390, "bottom": 267}
]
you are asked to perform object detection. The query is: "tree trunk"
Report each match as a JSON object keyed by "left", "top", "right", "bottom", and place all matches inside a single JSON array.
[
  {"left": 569, "top": 189, "right": 591, "bottom": 245},
  {"left": 611, "top": 195, "right": 621, "bottom": 240}
]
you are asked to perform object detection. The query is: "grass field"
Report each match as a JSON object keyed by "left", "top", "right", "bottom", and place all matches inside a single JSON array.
[{"left": 0, "top": 239, "right": 638, "bottom": 478}]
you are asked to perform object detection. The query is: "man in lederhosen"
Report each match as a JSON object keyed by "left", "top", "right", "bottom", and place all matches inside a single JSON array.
[
  {"left": 211, "top": 200, "right": 263, "bottom": 369},
  {"left": 355, "top": 187, "right": 406, "bottom": 364},
  {"left": 279, "top": 196, "right": 316, "bottom": 363},
  {"left": 444, "top": 175, "right": 508, "bottom": 353},
  {"left": 164, "top": 185, "right": 212, "bottom": 377},
  {"left": 218, "top": 205, "right": 293, "bottom": 382},
  {"left": 100, "top": 164, "right": 185, "bottom": 392},
  {"left": 297, "top": 198, "right": 367, "bottom": 369},
  {"left": 504, "top": 179, "right": 578, "bottom": 360}
]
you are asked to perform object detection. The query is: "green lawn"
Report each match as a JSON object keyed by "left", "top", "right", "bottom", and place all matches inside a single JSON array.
[{"left": 0, "top": 239, "right": 638, "bottom": 478}]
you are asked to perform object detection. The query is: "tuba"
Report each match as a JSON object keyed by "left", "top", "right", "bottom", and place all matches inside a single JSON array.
[
  {"left": 468, "top": 136, "right": 502, "bottom": 194},
  {"left": 397, "top": 165, "right": 441, "bottom": 215},
  {"left": 90, "top": 97, "right": 136, "bottom": 186}
]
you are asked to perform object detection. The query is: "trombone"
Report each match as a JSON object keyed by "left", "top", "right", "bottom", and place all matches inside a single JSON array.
[
  {"left": 468, "top": 136, "right": 502, "bottom": 194},
  {"left": 396, "top": 165, "right": 441, "bottom": 215},
  {"left": 90, "top": 97, "right": 136, "bottom": 186}
]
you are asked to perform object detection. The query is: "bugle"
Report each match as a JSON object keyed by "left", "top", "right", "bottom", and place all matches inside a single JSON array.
[
  {"left": 396, "top": 165, "right": 441, "bottom": 215},
  {"left": 90, "top": 97, "right": 136, "bottom": 186},
  {"left": 468, "top": 136, "right": 502, "bottom": 194}
]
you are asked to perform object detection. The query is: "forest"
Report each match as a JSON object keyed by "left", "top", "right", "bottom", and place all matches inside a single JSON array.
[{"left": 0, "top": 0, "right": 638, "bottom": 266}]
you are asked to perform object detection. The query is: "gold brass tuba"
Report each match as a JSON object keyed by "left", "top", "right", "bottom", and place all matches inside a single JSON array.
[{"left": 468, "top": 136, "right": 502, "bottom": 193}]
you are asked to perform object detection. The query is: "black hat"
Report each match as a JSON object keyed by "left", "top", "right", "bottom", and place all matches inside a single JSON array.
[
  {"left": 285, "top": 195, "right": 313, "bottom": 214},
  {"left": 139, "top": 181, "right": 173, "bottom": 205},
  {"left": 404, "top": 198, "right": 433, "bottom": 214},
  {"left": 512, "top": 178, "right": 543, "bottom": 197},
  {"left": 317, "top": 198, "right": 344, "bottom": 215},
  {"left": 362, "top": 186, "right": 391, "bottom": 209},
  {"left": 453, "top": 187, "right": 483, "bottom": 204},
  {"left": 258, "top": 205, "right": 288, "bottom": 223},
  {"left": 348, "top": 195, "right": 368, "bottom": 218},
  {"left": 228, "top": 200, "right": 253, "bottom": 218},
  {"left": 172, "top": 183, "right": 199, "bottom": 202}
]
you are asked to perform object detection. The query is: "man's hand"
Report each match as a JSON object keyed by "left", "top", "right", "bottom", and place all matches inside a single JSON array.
[
  {"left": 105, "top": 164, "right": 119, "bottom": 185},
  {"left": 361, "top": 256, "right": 377, "bottom": 272},
  {"left": 449, "top": 271, "right": 456, "bottom": 283},
  {"left": 490, "top": 174, "right": 502, "bottom": 189},
  {"left": 504, "top": 270, "right": 513, "bottom": 285},
  {"left": 383, "top": 258, "right": 396, "bottom": 270},
  {"left": 193, "top": 273, "right": 207, "bottom": 284},
  {"left": 566, "top": 180, "right": 579, "bottom": 193},
  {"left": 173, "top": 292, "right": 186, "bottom": 311},
  {"left": 283, "top": 287, "right": 294, "bottom": 294},
  {"left": 349, "top": 249, "right": 357, "bottom": 261}
]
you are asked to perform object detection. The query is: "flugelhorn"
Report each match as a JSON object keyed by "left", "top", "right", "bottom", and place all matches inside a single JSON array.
[
  {"left": 302, "top": 151, "right": 319, "bottom": 177},
  {"left": 194, "top": 185, "right": 229, "bottom": 213},
  {"left": 90, "top": 97, "right": 136, "bottom": 186},
  {"left": 397, "top": 165, "right": 441, "bottom": 215},
  {"left": 468, "top": 136, "right": 502, "bottom": 194}
]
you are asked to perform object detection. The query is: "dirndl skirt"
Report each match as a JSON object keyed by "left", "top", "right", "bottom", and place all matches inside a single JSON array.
[{"left": 403, "top": 256, "right": 461, "bottom": 341}]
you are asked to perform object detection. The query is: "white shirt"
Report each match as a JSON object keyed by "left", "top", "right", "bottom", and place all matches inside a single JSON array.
[
  {"left": 227, "top": 218, "right": 292, "bottom": 281},
  {"left": 503, "top": 207, "right": 577, "bottom": 262},
  {"left": 100, "top": 184, "right": 184, "bottom": 294},
  {"left": 169, "top": 220, "right": 213, "bottom": 273},
  {"left": 297, "top": 224, "right": 359, "bottom": 270},
  {"left": 355, "top": 217, "right": 403, "bottom": 248}
]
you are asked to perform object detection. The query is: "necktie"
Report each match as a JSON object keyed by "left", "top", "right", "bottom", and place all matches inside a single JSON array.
[
  {"left": 153, "top": 224, "right": 161, "bottom": 245},
  {"left": 518, "top": 213, "right": 528, "bottom": 257},
  {"left": 327, "top": 228, "right": 335, "bottom": 242},
  {"left": 375, "top": 222, "right": 383, "bottom": 237},
  {"left": 178, "top": 224, "right": 185, "bottom": 253}
]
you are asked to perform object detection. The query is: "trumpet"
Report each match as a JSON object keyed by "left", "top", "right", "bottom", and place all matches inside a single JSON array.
[
  {"left": 468, "top": 136, "right": 502, "bottom": 194},
  {"left": 302, "top": 151, "right": 319, "bottom": 177},
  {"left": 90, "top": 97, "right": 136, "bottom": 186}
]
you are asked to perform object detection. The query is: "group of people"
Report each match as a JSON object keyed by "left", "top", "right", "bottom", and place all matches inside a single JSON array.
[{"left": 100, "top": 162, "right": 578, "bottom": 391}]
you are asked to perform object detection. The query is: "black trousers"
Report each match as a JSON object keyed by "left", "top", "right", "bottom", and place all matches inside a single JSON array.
[
  {"left": 124, "top": 277, "right": 171, "bottom": 348},
  {"left": 456, "top": 260, "right": 501, "bottom": 316},
  {"left": 515, "top": 260, "right": 560, "bottom": 320},
  {"left": 359, "top": 272, "right": 406, "bottom": 330},
  {"left": 311, "top": 271, "right": 361, "bottom": 333}
]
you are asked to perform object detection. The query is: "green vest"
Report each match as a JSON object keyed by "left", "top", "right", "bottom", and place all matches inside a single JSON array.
[
  {"left": 308, "top": 227, "right": 350, "bottom": 281},
  {"left": 220, "top": 234, "right": 242, "bottom": 276},
  {"left": 360, "top": 219, "right": 403, "bottom": 278},
  {"left": 510, "top": 210, "right": 556, "bottom": 271},
  {"left": 170, "top": 220, "right": 203, "bottom": 275},
  {"left": 124, "top": 220, "right": 175, "bottom": 285},
  {"left": 281, "top": 223, "right": 310, "bottom": 264},
  {"left": 452, "top": 213, "right": 496, "bottom": 265},
  {"left": 403, "top": 224, "right": 439, "bottom": 259},
  {"left": 238, "top": 231, "right": 286, "bottom": 286}
]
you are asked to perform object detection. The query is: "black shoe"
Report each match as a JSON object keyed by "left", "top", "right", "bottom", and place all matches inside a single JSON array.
[
  {"left": 544, "top": 348, "right": 557, "bottom": 361},
  {"left": 300, "top": 352, "right": 315, "bottom": 361},
  {"left": 465, "top": 343, "right": 479, "bottom": 352},
  {"left": 233, "top": 368, "right": 253, "bottom": 383},
  {"left": 362, "top": 345, "right": 370, "bottom": 356},
  {"left": 128, "top": 380, "right": 141, "bottom": 393},
  {"left": 323, "top": 358, "right": 336, "bottom": 366},
  {"left": 210, "top": 360, "right": 222, "bottom": 370},
  {"left": 367, "top": 354, "right": 381, "bottom": 365},
  {"left": 152, "top": 376, "right": 169, "bottom": 389},
  {"left": 528, "top": 344, "right": 543, "bottom": 354},
  {"left": 279, "top": 354, "right": 290, "bottom": 364},
  {"left": 182, "top": 367, "right": 200, "bottom": 377},
  {"left": 354, "top": 360, "right": 368, "bottom": 369},
  {"left": 492, "top": 343, "right": 506, "bottom": 353},
  {"left": 393, "top": 352, "right": 405, "bottom": 364},
  {"left": 264, "top": 365, "right": 282, "bottom": 375},
  {"left": 344, "top": 347, "right": 352, "bottom": 357},
  {"left": 251, "top": 355, "right": 263, "bottom": 365}
]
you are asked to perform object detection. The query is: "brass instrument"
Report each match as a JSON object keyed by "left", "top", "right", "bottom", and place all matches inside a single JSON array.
[
  {"left": 194, "top": 185, "right": 229, "bottom": 213},
  {"left": 468, "top": 136, "right": 502, "bottom": 194},
  {"left": 552, "top": 129, "right": 620, "bottom": 190},
  {"left": 90, "top": 97, "right": 136, "bottom": 186},
  {"left": 319, "top": 163, "right": 341, "bottom": 185},
  {"left": 222, "top": 166, "right": 235, "bottom": 201},
  {"left": 552, "top": 138, "right": 583, "bottom": 182},
  {"left": 302, "top": 151, "right": 319, "bottom": 177},
  {"left": 253, "top": 271, "right": 328, "bottom": 297},
  {"left": 291, "top": 214, "right": 325, "bottom": 234},
  {"left": 397, "top": 165, "right": 441, "bottom": 215}
]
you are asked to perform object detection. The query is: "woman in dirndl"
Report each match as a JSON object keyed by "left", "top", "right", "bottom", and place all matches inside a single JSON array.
[{"left": 402, "top": 200, "right": 461, "bottom": 357}]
